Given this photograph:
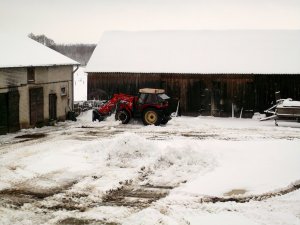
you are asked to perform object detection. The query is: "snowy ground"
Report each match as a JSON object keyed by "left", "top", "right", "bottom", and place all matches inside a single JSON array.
[{"left": 0, "top": 112, "right": 300, "bottom": 225}]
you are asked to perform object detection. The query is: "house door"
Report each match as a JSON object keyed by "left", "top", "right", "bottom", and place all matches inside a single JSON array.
[
  {"left": 49, "top": 94, "right": 57, "bottom": 120},
  {"left": 0, "top": 93, "right": 8, "bottom": 135},
  {"left": 30, "top": 88, "right": 44, "bottom": 126},
  {"left": 0, "top": 91, "right": 20, "bottom": 134},
  {"left": 7, "top": 90, "right": 20, "bottom": 132}
]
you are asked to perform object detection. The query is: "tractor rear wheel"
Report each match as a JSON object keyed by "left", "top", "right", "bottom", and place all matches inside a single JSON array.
[
  {"left": 142, "top": 109, "right": 161, "bottom": 126},
  {"left": 116, "top": 110, "right": 131, "bottom": 124}
]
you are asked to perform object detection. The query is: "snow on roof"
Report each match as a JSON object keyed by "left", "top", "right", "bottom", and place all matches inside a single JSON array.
[
  {"left": 0, "top": 35, "right": 79, "bottom": 68},
  {"left": 86, "top": 30, "right": 300, "bottom": 74}
]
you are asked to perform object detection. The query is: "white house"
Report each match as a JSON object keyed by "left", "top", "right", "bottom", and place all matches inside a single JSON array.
[{"left": 0, "top": 35, "right": 79, "bottom": 134}]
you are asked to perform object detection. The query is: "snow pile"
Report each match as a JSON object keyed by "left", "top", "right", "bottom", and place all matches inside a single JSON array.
[
  {"left": 106, "top": 132, "right": 156, "bottom": 168},
  {"left": 252, "top": 112, "right": 266, "bottom": 120},
  {"left": 143, "top": 141, "right": 216, "bottom": 186}
]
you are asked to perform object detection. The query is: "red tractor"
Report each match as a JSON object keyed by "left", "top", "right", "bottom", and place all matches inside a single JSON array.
[{"left": 92, "top": 88, "right": 171, "bottom": 125}]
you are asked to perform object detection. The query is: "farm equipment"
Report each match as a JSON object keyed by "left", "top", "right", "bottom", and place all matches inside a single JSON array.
[
  {"left": 92, "top": 88, "right": 171, "bottom": 125},
  {"left": 260, "top": 93, "right": 300, "bottom": 126}
]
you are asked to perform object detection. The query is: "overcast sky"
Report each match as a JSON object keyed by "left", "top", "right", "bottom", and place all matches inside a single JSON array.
[{"left": 1, "top": 0, "right": 300, "bottom": 43}]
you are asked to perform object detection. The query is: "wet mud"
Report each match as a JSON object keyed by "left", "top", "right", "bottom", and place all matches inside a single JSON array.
[
  {"left": 198, "top": 182, "right": 300, "bottom": 203},
  {"left": 58, "top": 218, "right": 119, "bottom": 225},
  {"left": 102, "top": 184, "right": 172, "bottom": 208},
  {"left": 15, "top": 133, "right": 47, "bottom": 139}
]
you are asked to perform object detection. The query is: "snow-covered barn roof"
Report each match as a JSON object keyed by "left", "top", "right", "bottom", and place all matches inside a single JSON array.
[
  {"left": 0, "top": 35, "right": 79, "bottom": 68},
  {"left": 86, "top": 30, "right": 300, "bottom": 74}
]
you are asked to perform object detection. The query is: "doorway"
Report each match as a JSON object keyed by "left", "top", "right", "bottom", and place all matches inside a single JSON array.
[
  {"left": 49, "top": 94, "right": 57, "bottom": 120},
  {"left": 0, "top": 90, "right": 20, "bottom": 135},
  {"left": 30, "top": 87, "right": 44, "bottom": 126}
]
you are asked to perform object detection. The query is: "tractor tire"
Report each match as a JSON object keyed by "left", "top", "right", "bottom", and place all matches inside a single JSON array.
[
  {"left": 93, "top": 110, "right": 105, "bottom": 122},
  {"left": 116, "top": 110, "right": 131, "bottom": 124},
  {"left": 142, "top": 108, "right": 161, "bottom": 126},
  {"left": 92, "top": 110, "right": 100, "bottom": 122},
  {"left": 161, "top": 118, "right": 169, "bottom": 125}
]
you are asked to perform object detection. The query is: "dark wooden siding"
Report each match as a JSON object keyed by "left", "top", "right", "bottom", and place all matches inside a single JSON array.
[
  {"left": 160, "top": 74, "right": 254, "bottom": 116},
  {"left": 88, "top": 73, "right": 161, "bottom": 99},
  {"left": 254, "top": 75, "right": 300, "bottom": 112},
  {"left": 88, "top": 73, "right": 300, "bottom": 117}
]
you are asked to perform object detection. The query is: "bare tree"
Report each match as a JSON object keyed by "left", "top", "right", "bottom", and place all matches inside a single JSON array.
[
  {"left": 28, "top": 33, "right": 96, "bottom": 65},
  {"left": 28, "top": 33, "right": 55, "bottom": 47}
]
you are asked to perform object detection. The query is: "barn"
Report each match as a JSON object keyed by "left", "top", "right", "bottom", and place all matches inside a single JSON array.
[
  {"left": 86, "top": 30, "right": 300, "bottom": 117},
  {"left": 0, "top": 35, "right": 79, "bottom": 135}
]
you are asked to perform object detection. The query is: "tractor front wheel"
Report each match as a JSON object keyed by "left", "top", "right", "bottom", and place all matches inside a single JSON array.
[
  {"left": 142, "top": 109, "right": 161, "bottom": 126},
  {"left": 116, "top": 110, "right": 131, "bottom": 124}
]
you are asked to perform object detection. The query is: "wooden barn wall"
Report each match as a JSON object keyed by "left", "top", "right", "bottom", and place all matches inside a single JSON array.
[
  {"left": 160, "top": 74, "right": 254, "bottom": 117},
  {"left": 88, "top": 73, "right": 300, "bottom": 117},
  {"left": 254, "top": 75, "right": 300, "bottom": 113},
  {"left": 88, "top": 73, "right": 161, "bottom": 100}
]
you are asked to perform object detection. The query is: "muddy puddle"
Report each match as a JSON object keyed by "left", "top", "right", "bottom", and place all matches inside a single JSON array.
[
  {"left": 101, "top": 184, "right": 173, "bottom": 208},
  {"left": 0, "top": 179, "right": 79, "bottom": 209},
  {"left": 59, "top": 218, "right": 119, "bottom": 225},
  {"left": 15, "top": 133, "right": 47, "bottom": 139}
]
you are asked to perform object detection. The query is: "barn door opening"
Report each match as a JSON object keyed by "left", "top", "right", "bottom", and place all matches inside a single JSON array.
[
  {"left": 49, "top": 94, "right": 57, "bottom": 120},
  {"left": 198, "top": 81, "right": 211, "bottom": 116},
  {"left": 212, "top": 81, "right": 227, "bottom": 117},
  {"left": 30, "top": 87, "right": 44, "bottom": 126},
  {"left": 0, "top": 93, "right": 8, "bottom": 135}
]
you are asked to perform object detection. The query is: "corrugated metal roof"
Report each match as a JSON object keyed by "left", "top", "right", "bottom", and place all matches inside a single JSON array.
[
  {"left": 86, "top": 30, "right": 300, "bottom": 74},
  {"left": 0, "top": 34, "right": 79, "bottom": 68}
]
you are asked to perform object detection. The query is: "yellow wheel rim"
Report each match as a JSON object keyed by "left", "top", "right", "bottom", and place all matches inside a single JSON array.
[{"left": 145, "top": 111, "right": 157, "bottom": 124}]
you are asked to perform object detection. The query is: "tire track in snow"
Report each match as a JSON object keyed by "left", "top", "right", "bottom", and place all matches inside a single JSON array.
[{"left": 159, "top": 180, "right": 300, "bottom": 206}]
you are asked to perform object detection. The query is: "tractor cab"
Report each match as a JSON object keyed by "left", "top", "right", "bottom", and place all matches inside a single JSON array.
[
  {"left": 132, "top": 88, "right": 171, "bottom": 125},
  {"left": 136, "top": 88, "right": 170, "bottom": 111}
]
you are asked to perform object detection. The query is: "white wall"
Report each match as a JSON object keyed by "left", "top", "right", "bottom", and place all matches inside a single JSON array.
[{"left": 0, "top": 65, "right": 74, "bottom": 129}]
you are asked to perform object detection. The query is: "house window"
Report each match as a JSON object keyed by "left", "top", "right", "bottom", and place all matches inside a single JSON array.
[
  {"left": 61, "top": 87, "right": 67, "bottom": 96},
  {"left": 27, "top": 68, "right": 35, "bottom": 83}
]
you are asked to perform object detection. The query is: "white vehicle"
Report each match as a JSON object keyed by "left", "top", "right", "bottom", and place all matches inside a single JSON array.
[{"left": 260, "top": 92, "right": 300, "bottom": 126}]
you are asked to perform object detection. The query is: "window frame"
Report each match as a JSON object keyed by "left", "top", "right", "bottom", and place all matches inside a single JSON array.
[{"left": 27, "top": 67, "right": 35, "bottom": 83}]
